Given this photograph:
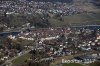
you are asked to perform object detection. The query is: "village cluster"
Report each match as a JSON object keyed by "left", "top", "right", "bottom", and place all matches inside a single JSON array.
[{"left": 0, "top": 26, "right": 100, "bottom": 66}]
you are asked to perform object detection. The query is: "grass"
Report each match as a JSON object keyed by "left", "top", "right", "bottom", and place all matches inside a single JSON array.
[
  {"left": 12, "top": 53, "right": 31, "bottom": 66},
  {"left": 63, "top": 63, "right": 84, "bottom": 66},
  {"left": 49, "top": 13, "right": 100, "bottom": 27},
  {"left": 63, "top": 61, "right": 100, "bottom": 66},
  {"left": 0, "top": 53, "right": 4, "bottom": 58},
  {"left": 89, "top": 61, "right": 100, "bottom": 66}
]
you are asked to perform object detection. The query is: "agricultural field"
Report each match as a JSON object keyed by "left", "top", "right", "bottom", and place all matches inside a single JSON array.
[{"left": 49, "top": 13, "right": 100, "bottom": 27}]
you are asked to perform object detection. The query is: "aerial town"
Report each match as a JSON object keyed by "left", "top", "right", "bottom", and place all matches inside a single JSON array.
[{"left": 0, "top": 0, "right": 100, "bottom": 66}]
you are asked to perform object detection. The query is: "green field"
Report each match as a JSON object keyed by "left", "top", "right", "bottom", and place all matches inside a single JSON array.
[
  {"left": 49, "top": 13, "right": 100, "bottom": 27},
  {"left": 12, "top": 53, "right": 31, "bottom": 66},
  {"left": 63, "top": 63, "right": 84, "bottom": 66},
  {"left": 63, "top": 61, "right": 100, "bottom": 66},
  {"left": 89, "top": 61, "right": 100, "bottom": 66}
]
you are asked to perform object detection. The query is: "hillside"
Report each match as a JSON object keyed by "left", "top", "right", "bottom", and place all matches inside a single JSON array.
[{"left": 0, "top": 0, "right": 100, "bottom": 28}]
